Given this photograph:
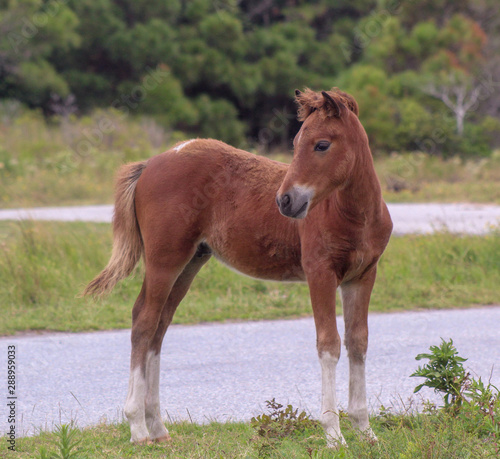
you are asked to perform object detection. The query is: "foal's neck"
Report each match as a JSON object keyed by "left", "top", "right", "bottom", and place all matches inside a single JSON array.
[{"left": 334, "top": 143, "right": 383, "bottom": 224}]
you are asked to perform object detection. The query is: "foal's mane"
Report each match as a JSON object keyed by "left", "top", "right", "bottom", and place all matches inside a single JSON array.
[{"left": 295, "top": 87, "right": 359, "bottom": 121}]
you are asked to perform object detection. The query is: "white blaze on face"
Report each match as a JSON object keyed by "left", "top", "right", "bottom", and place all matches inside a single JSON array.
[
  {"left": 173, "top": 139, "right": 196, "bottom": 152},
  {"left": 294, "top": 130, "right": 303, "bottom": 147}
]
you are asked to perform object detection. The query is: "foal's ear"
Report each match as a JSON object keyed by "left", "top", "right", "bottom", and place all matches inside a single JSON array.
[
  {"left": 295, "top": 89, "right": 314, "bottom": 121},
  {"left": 321, "top": 91, "right": 343, "bottom": 118}
]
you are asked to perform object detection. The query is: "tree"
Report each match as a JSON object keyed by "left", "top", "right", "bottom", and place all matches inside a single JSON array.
[
  {"left": 0, "top": 0, "right": 499, "bottom": 154},
  {"left": 421, "top": 14, "right": 488, "bottom": 136},
  {"left": 424, "top": 72, "right": 482, "bottom": 136},
  {"left": 0, "top": 0, "right": 80, "bottom": 109}
]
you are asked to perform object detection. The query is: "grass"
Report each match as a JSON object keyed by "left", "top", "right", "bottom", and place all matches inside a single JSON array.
[
  {"left": 374, "top": 151, "right": 500, "bottom": 204},
  {"left": 1, "top": 109, "right": 500, "bottom": 208},
  {"left": 0, "top": 110, "right": 181, "bottom": 209},
  {"left": 1, "top": 220, "right": 499, "bottom": 335},
  {"left": 7, "top": 407, "right": 498, "bottom": 458}
]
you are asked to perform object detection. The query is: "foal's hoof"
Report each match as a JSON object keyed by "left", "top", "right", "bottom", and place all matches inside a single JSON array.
[
  {"left": 134, "top": 437, "right": 154, "bottom": 445},
  {"left": 153, "top": 434, "right": 172, "bottom": 444},
  {"left": 326, "top": 434, "right": 347, "bottom": 449},
  {"left": 363, "top": 428, "right": 378, "bottom": 445}
]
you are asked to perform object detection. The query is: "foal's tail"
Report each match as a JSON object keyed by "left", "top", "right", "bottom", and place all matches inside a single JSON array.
[{"left": 82, "top": 161, "right": 147, "bottom": 298}]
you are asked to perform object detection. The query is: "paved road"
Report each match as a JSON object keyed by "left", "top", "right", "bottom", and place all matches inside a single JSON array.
[
  {"left": 0, "top": 203, "right": 499, "bottom": 234},
  {"left": 1, "top": 307, "right": 499, "bottom": 437}
]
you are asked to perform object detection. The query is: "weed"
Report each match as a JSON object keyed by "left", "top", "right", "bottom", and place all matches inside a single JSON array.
[
  {"left": 251, "top": 398, "right": 317, "bottom": 439},
  {"left": 411, "top": 338, "right": 467, "bottom": 409},
  {"left": 461, "top": 377, "right": 500, "bottom": 453},
  {"left": 250, "top": 399, "right": 320, "bottom": 456},
  {"left": 38, "top": 424, "right": 84, "bottom": 459},
  {"left": 375, "top": 405, "right": 416, "bottom": 431},
  {"left": 411, "top": 339, "right": 500, "bottom": 455}
]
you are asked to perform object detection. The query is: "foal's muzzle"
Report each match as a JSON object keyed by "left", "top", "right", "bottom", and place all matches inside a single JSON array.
[{"left": 276, "top": 185, "right": 314, "bottom": 219}]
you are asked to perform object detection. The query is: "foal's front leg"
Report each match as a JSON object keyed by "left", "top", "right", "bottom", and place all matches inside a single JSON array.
[
  {"left": 307, "top": 269, "right": 346, "bottom": 448},
  {"left": 340, "top": 269, "right": 378, "bottom": 441}
]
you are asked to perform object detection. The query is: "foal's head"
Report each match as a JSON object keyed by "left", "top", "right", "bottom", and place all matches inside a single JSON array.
[{"left": 276, "top": 88, "right": 365, "bottom": 219}]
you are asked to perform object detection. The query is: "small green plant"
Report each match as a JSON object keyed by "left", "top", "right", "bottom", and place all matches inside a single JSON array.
[
  {"left": 412, "top": 339, "right": 500, "bottom": 455},
  {"left": 251, "top": 399, "right": 317, "bottom": 439},
  {"left": 250, "top": 399, "right": 320, "bottom": 456},
  {"left": 376, "top": 404, "right": 415, "bottom": 430},
  {"left": 411, "top": 338, "right": 467, "bottom": 409},
  {"left": 38, "top": 424, "right": 84, "bottom": 459},
  {"left": 462, "top": 376, "right": 500, "bottom": 452}
]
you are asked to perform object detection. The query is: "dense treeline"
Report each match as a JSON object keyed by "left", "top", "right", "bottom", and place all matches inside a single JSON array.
[{"left": 1, "top": 0, "right": 500, "bottom": 155}]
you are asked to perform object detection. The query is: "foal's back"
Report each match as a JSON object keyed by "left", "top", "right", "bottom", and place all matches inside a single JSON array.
[{"left": 134, "top": 139, "right": 304, "bottom": 281}]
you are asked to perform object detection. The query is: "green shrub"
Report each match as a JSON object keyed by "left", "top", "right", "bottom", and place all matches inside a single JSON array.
[
  {"left": 411, "top": 338, "right": 467, "bottom": 409},
  {"left": 411, "top": 339, "right": 500, "bottom": 452}
]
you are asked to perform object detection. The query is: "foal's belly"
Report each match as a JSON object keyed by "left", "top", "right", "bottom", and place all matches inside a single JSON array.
[
  {"left": 205, "top": 218, "right": 305, "bottom": 282},
  {"left": 209, "top": 243, "right": 305, "bottom": 282}
]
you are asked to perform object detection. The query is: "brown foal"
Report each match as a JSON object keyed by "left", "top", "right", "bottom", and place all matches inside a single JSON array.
[{"left": 84, "top": 88, "right": 393, "bottom": 448}]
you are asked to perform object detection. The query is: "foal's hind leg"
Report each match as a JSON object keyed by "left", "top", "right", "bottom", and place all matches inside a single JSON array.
[
  {"left": 144, "top": 244, "right": 212, "bottom": 442},
  {"left": 340, "top": 269, "right": 378, "bottom": 442},
  {"left": 124, "top": 248, "right": 195, "bottom": 443}
]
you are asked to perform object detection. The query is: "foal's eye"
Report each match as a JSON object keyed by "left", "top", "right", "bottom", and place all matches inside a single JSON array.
[{"left": 314, "top": 141, "right": 331, "bottom": 152}]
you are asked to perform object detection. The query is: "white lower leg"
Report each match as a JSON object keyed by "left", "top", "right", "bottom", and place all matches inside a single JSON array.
[
  {"left": 319, "top": 351, "right": 346, "bottom": 448},
  {"left": 348, "top": 356, "right": 377, "bottom": 441},
  {"left": 124, "top": 365, "right": 149, "bottom": 443},
  {"left": 144, "top": 351, "right": 170, "bottom": 441}
]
